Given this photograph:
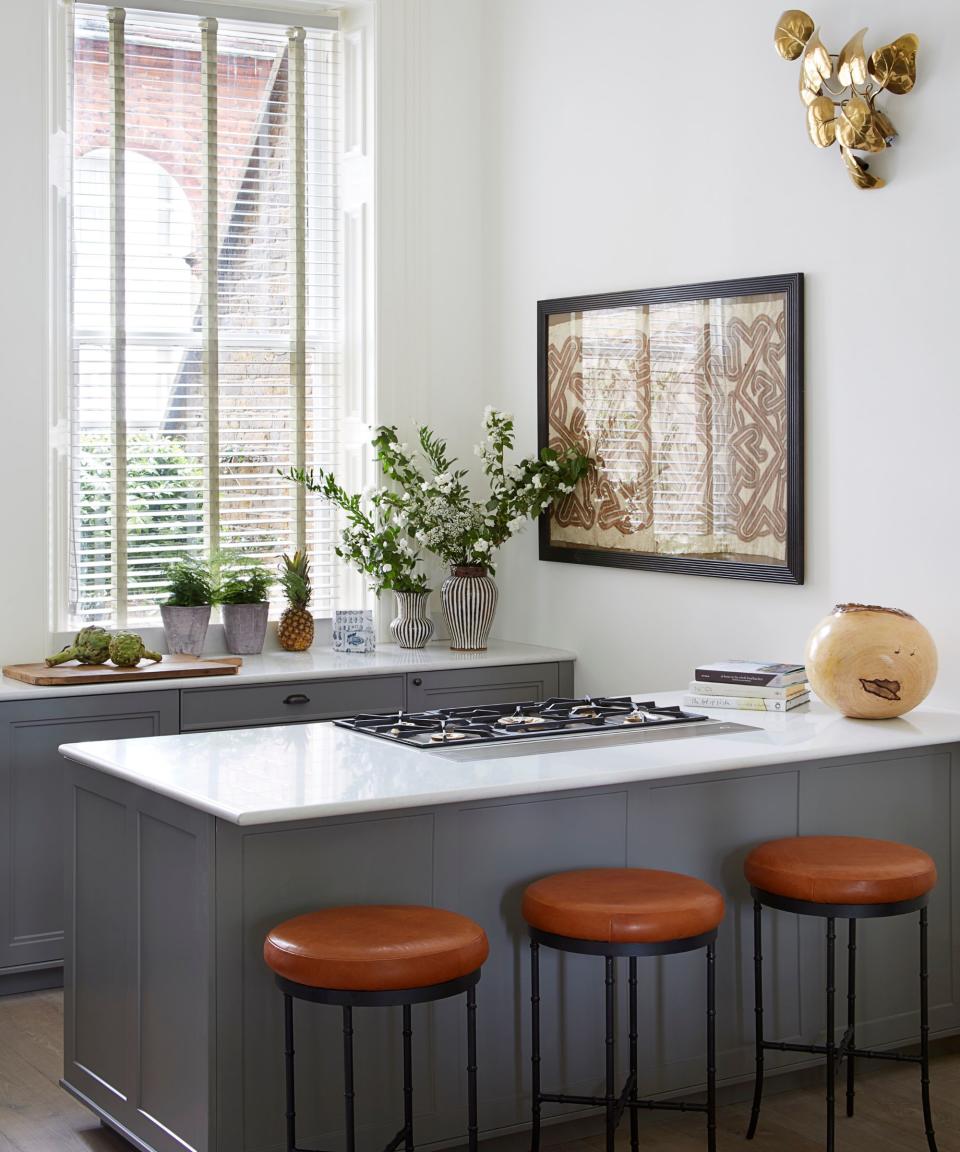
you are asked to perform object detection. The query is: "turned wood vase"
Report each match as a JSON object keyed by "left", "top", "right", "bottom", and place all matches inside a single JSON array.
[{"left": 805, "top": 603, "right": 937, "bottom": 719}]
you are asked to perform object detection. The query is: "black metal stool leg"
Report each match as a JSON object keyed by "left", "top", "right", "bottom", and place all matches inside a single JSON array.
[
  {"left": 343, "top": 1006, "right": 356, "bottom": 1152},
  {"left": 604, "top": 956, "right": 616, "bottom": 1152},
  {"left": 746, "top": 898, "right": 764, "bottom": 1139},
  {"left": 826, "top": 917, "right": 836, "bottom": 1152},
  {"left": 283, "top": 994, "right": 296, "bottom": 1152},
  {"left": 846, "top": 918, "right": 856, "bottom": 1118},
  {"left": 402, "top": 1004, "right": 414, "bottom": 1152},
  {"left": 707, "top": 942, "right": 717, "bottom": 1152},
  {"left": 467, "top": 983, "right": 479, "bottom": 1152},
  {"left": 530, "top": 941, "right": 541, "bottom": 1152},
  {"left": 920, "top": 907, "right": 938, "bottom": 1152},
  {"left": 628, "top": 957, "right": 639, "bottom": 1152}
]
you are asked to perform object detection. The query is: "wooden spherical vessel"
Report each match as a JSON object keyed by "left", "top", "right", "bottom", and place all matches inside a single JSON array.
[{"left": 805, "top": 604, "right": 937, "bottom": 719}]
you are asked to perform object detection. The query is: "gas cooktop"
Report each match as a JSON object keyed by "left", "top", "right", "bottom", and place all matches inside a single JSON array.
[{"left": 336, "top": 695, "right": 714, "bottom": 749}]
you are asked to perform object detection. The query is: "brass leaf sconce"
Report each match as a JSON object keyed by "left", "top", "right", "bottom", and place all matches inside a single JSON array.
[{"left": 774, "top": 10, "right": 918, "bottom": 189}]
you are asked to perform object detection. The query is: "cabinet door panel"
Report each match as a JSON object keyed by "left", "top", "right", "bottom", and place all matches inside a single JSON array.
[
  {"left": 406, "top": 663, "right": 560, "bottom": 711},
  {"left": 0, "top": 692, "right": 179, "bottom": 972}
]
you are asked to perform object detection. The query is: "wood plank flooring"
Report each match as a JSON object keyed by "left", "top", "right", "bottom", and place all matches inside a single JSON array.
[{"left": 0, "top": 988, "right": 956, "bottom": 1151}]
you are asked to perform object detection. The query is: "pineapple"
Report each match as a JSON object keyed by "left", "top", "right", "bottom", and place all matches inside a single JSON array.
[{"left": 277, "top": 551, "right": 315, "bottom": 651}]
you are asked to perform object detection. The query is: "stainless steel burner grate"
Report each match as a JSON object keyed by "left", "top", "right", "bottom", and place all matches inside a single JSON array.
[{"left": 336, "top": 696, "right": 713, "bottom": 748}]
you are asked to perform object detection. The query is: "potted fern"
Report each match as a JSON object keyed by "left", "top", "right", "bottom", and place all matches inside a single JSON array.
[
  {"left": 159, "top": 556, "right": 215, "bottom": 656},
  {"left": 216, "top": 560, "right": 274, "bottom": 655},
  {"left": 277, "top": 551, "right": 315, "bottom": 651}
]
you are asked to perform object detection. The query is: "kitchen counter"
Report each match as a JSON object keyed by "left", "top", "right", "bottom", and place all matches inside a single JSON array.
[
  {"left": 60, "top": 694, "right": 960, "bottom": 824},
  {"left": 59, "top": 694, "right": 960, "bottom": 1152},
  {"left": 0, "top": 639, "right": 575, "bottom": 701}
]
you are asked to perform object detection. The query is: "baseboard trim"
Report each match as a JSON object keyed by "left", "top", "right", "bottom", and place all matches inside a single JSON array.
[
  {"left": 60, "top": 1079, "right": 158, "bottom": 1152},
  {"left": 0, "top": 964, "right": 64, "bottom": 996}
]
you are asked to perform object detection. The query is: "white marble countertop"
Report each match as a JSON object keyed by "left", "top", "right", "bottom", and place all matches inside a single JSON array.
[
  {"left": 59, "top": 693, "right": 960, "bottom": 826},
  {"left": 0, "top": 640, "right": 575, "bottom": 703}
]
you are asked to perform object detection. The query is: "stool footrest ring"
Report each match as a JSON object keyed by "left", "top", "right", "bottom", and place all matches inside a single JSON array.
[
  {"left": 761, "top": 1039, "right": 922, "bottom": 1065},
  {"left": 537, "top": 1075, "right": 709, "bottom": 1121},
  {"left": 283, "top": 1129, "right": 415, "bottom": 1152},
  {"left": 540, "top": 1067, "right": 637, "bottom": 1127},
  {"left": 383, "top": 1125, "right": 410, "bottom": 1152}
]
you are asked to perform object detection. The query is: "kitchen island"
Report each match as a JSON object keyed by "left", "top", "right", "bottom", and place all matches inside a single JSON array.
[{"left": 59, "top": 696, "right": 960, "bottom": 1152}]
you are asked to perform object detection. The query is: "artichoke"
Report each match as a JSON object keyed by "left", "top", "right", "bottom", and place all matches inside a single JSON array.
[
  {"left": 45, "top": 626, "right": 112, "bottom": 667},
  {"left": 109, "top": 632, "right": 163, "bottom": 668}
]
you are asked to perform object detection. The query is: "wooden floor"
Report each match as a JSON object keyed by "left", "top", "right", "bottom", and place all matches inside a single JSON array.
[{"left": 0, "top": 989, "right": 956, "bottom": 1151}]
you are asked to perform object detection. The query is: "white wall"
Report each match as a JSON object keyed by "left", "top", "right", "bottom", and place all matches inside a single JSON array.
[
  {"left": 479, "top": 0, "right": 960, "bottom": 702},
  {"left": 376, "top": 0, "right": 495, "bottom": 609},
  {"left": 0, "top": 2, "right": 52, "bottom": 667}
]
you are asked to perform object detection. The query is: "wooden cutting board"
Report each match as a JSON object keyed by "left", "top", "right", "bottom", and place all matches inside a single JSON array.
[{"left": 3, "top": 654, "right": 243, "bottom": 687}]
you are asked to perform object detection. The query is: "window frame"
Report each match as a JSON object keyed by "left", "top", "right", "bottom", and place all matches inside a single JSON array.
[{"left": 47, "top": 0, "right": 374, "bottom": 636}]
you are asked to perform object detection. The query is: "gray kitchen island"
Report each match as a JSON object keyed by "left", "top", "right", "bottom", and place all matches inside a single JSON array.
[{"left": 59, "top": 696, "right": 960, "bottom": 1152}]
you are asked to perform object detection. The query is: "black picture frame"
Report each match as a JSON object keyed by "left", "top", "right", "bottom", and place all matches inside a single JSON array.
[{"left": 537, "top": 272, "right": 804, "bottom": 584}]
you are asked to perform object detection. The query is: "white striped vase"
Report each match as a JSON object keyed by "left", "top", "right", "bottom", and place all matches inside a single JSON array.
[
  {"left": 389, "top": 591, "right": 435, "bottom": 649},
  {"left": 441, "top": 566, "right": 499, "bottom": 651}
]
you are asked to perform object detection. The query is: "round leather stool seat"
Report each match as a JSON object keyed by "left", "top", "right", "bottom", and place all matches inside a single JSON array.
[
  {"left": 745, "top": 836, "right": 937, "bottom": 906},
  {"left": 522, "top": 868, "right": 725, "bottom": 944},
  {"left": 263, "top": 905, "right": 489, "bottom": 991}
]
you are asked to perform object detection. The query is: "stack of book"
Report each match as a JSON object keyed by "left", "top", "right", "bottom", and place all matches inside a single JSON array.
[{"left": 683, "top": 661, "right": 810, "bottom": 713}]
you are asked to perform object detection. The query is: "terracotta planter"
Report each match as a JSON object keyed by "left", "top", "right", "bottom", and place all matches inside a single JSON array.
[
  {"left": 805, "top": 603, "right": 937, "bottom": 718},
  {"left": 390, "top": 591, "right": 435, "bottom": 649},
  {"left": 441, "top": 565, "right": 498, "bottom": 651},
  {"left": 160, "top": 604, "right": 211, "bottom": 657},
  {"left": 221, "top": 602, "right": 270, "bottom": 655}
]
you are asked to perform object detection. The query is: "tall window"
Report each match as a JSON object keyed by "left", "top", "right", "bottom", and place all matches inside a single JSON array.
[{"left": 69, "top": 3, "right": 341, "bottom": 625}]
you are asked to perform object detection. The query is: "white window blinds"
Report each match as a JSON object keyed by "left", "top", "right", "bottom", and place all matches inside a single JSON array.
[{"left": 70, "top": 2, "right": 341, "bottom": 626}]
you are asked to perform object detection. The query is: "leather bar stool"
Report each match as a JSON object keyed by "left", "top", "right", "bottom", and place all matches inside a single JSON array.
[
  {"left": 744, "top": 835, "right": 938, "bottom": 1152},
  {"left": 263, "top": 905, "right": 489, "bottom": 1152},
  {"left": 522, "top": 868, "right": 725, "bottom": 1152}
]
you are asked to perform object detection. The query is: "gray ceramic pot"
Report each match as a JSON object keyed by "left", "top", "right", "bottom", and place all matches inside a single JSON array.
[
  {"left": 221, "top": 602, "right": 270, "bottom": 655},
  {"left": 160, "top": 604, "right": 211, "bottom": 657}
]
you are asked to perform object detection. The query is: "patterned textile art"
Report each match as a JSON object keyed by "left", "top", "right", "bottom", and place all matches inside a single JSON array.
[{"left": 546, "top": 292, "right": 788, "bottom": 565}]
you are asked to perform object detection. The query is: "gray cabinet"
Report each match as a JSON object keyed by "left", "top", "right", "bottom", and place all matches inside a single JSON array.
[
  {"left": 64, "top": 764, "right": 214, "bottom": 1152},
  {"left": 0, "top": 691, "right": 179, "bottom": 993},
  {"left": 406, "top": 661, "right": 569, "bottom": 711},
  {"left": 180, "top": 675, "right": 404, "bottom": 731}
]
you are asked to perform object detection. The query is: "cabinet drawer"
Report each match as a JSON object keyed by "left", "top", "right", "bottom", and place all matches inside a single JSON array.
[
  {"left": 180, "top": 675, "right": 404, "bottom": 731},
  {"left": 406, "top": 663, "right": 560, "bottom": 711}
]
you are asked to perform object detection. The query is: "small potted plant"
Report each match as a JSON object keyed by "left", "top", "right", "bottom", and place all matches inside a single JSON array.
[
  {"left": 216, "top": 559, "right": 274, "bottom": 655},
  {"left": 159, "top": 556, "right": 215, "bottom": 656},
  {"left": 277, "top": 551, "right": 315, "bottom": 651}
]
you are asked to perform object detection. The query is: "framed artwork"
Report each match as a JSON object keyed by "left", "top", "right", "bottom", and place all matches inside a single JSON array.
[{"left": 538, "top": 272, "right": 803, "bottom": 584}]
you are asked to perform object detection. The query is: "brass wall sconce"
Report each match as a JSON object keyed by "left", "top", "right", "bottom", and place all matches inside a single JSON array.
[{"left": 774, "top": 10, "right": 918, "bottom": 189}]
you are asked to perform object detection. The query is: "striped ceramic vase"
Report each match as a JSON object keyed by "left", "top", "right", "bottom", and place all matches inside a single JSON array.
[
  {"left": 389, "top": 591, "right": 435, "bottom": 649},
  {"left": 441, "top": 565, "right": 498, "bottom": 651}
]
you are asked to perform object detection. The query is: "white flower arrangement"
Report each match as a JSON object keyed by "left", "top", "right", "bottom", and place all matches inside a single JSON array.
[
  {"left": 372, "top": 409, "right": 591, "bottom": 573},
  {"left": 285, "top": 409, "right": 591, "bottom": 587}
]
